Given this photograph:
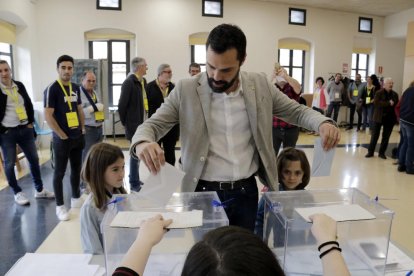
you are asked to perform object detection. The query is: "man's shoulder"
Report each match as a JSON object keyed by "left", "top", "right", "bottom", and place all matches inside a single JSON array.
[
  {"left": 72, "top": 82, "right": 80, "bottom": 92},
  {"left": 176, "top": 75, "right": 202, "bottom": 88},
  {"left": 13, "top": 80, "right": 25, "bottom": 88},
  {"left": 122, "top": 73, "right": 137, "bottom": 85},
  {"left": 147, "top": 79, "right": 157, "bottom": 87},
  {"left": 241, "top": 71, "right": 267, "bottom": 80},
  {"left": 44, "top": 81, "right": 59, "bottom": 94}
]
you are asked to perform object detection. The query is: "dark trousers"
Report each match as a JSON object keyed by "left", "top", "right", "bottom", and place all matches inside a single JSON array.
[
  {"left": 272, "top": 126, "right": 300, "bottom": 155},
  {"left": 195, "top": 177, "right": 258, "bottom": 231},
  {"left": 326, "top": 102, "right": 341, "bottom": 122},
  {"left": 126, "top": 128, "right": 141, "bottom": 192},
  {"left": 82, "top": 126, "right": 103, "bottom": 162},
  {"left": 362, "top": 105, "right": 374, "bottom": 129},
  {"left": 349, "top": 103, "right": 362, "bottom": 129},
  {"left": 0, "top": 127, "right": 43, "bottom": 194},
  {"left": 399, "top": 121, "right": 414, "bottom": 173},
  {"left": 52, "top": 135, "right": 84, "bottom": 206},
  {"left": 158, "top": 126, "right": 179, "bottom": 166},
  {"left": 368, "top": 121, "right": 394, "bottom": 156}
]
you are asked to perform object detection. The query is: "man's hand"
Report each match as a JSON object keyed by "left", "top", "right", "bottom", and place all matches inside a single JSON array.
[
  {"left": 319, "top": 122, "right": 341, "bottom": 150},
  {"left": 136, "top": 142, "right": 165, "bottom": 174}
]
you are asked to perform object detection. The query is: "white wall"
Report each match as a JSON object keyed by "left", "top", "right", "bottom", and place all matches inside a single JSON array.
[
  {"left": 0, "top": 0, "right": 407, "bottom": 99},
  {"left": 384, "top": 7, "right": 414, "bottom": 39},
  {"left": 0, "top": 0, "right": 38, "bottom": 99}
]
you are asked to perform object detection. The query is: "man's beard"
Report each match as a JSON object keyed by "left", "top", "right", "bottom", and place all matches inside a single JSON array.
[{"left": 207, "top": 70, "right": 239, "bottom": 93}]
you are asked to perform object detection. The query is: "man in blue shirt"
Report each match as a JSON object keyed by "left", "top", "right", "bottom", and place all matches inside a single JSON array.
[{"left": 44, "top": 55, "right": 85, "bottom": 221}]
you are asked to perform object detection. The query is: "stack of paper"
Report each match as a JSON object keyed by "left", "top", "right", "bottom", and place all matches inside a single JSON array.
[
  {"left": 295, "top": 204, "right": 376, "bottom": 222},
  {"left": 6, "top": 253, "right": 104, "bottom": 276},
  {"left": 110, "top": 210, "right": 203, "bottom": 228}
]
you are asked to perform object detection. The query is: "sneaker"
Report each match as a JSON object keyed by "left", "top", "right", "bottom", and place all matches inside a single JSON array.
[
  {"left": 71, "top": 197, "right": 84, "bottom": 208},
  {"left": 35, "top": 188, "right": 55, "bottom": 199},
  {"left": 14, "top": 192, "right": 30, "bottom": 205},
  {"left": 56, "top": 205, "right": 69, "bottom": 221}
]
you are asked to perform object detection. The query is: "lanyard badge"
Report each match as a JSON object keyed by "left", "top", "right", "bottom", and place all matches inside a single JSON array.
[{"left": 57, "top": 80, "right": 79, "bottom": 128}]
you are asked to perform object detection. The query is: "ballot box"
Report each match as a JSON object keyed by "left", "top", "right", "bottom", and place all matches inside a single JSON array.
[
  {"left": 262, "top": 188, "right": 394, "bottom": 276},
  {"left": 101, "top": 192, "right": 229, "bottom": 275}
]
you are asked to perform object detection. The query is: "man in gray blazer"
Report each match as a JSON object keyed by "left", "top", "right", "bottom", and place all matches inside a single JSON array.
[{"left": 131, "top": 24, "right": 340, "bottom": 230}]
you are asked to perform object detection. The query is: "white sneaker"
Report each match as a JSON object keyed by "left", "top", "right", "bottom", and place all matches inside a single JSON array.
[
  {"left": 14, "top": 192, "right": 30, "bottom": 205},
  {"left": 34, "top": 188, "right": 55, "bottom": 199},
  {"left": 71, "top": 197, "right": 84, "bottom": 208},
  {"left": 56, "top": 205, "right": 69, "bottom": 221}
]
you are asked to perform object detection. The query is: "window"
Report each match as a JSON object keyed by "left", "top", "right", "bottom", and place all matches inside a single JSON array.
[
  {"left": 202, "top": 0, "right": 223, "bottom": 17},
  {"left": 97, "top": 0, "right": 121, "bottom": 10},
  {"left": 359, "top": 17, "right": 372, "bottom": 33},
  {"left": 278, "top": 48, "right": 305, "bottom": 86},
  {"left": 0, "top": 42, "right": 13, "bottom": 74},
  {"left": 191, "top": 44, "right": 206, "bottom": 72},
  {"left": 89, "top": 40, "right": 130, "bottom": 106},
  {"left": 289, "top": 8, "right": 306, "bottom": 26},
  {"left": 351, "top": 53, "right": 369, "bottom": 81}
]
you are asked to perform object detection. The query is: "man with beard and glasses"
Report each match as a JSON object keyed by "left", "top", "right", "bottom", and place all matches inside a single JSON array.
[{"left": 130, "top": 24, "right": 340, "bottom": 231}]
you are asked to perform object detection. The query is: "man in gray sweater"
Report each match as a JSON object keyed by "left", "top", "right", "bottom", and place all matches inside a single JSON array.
[{"left": 326, "top": 73, "right": 344, "bottom": 122}]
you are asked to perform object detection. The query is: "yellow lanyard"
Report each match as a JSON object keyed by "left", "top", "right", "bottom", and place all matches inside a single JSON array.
[
  {"left": 141, "top": 79, "right": 148, "bottom": 112},
  {"left": 57, "top": 79, "right": 73, "bottom": 111},
  {"left": 91, "top": 92, "right": 96, "bottom": 102},
  {"left": 4, "top": 86, "right": 20, "bottom": 105},
  {"left": 156, "top": 79, "right": 169, "bottom": 98}
]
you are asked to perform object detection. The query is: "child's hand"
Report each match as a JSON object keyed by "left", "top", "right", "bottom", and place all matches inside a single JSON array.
[
  {"left": 137, "top": 214, "right": 173, "bottom": 246},
  {"left": 309, "top": 213, "right": 337, "bottom": 245}
]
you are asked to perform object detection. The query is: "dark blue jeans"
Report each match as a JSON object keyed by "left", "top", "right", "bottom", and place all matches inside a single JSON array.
[
  {"left": 362, "top": 105, "right": 374, "bottom": 129},
  {"left": 399, "top": 121, "right": 414, "bottom": 173},
  {"left": 52, "top": 135, "right": 84, "bottom": 206},
  {"left": 255, "top": 196, "right": 283, "bottom": 247},
  {"left": 0, "top": 127, "right": 43, "bottom": 194},
  {"left": 195, "top": 178, "right": 258, "bottom": 231},
  {"left": 129, "top": 156, "right": 141, "bottom": 192},
  {"left": 254, "top": 196, "right": 266, "bottom": 238},
  {"left": 82, "top": 126, "right": 103, "bottom": 162}
]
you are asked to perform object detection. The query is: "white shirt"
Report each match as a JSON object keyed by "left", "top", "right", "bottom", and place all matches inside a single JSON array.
[
  {"left": 200, "top": 78, "right": 259, "bottom": 181},
  {"left": 0, "top": 81, "right": 27, "bottom": 127}
]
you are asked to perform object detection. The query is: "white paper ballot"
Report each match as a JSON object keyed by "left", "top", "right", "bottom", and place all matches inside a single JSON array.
[
  {"left": 110, "top": 210, "right": 203, "bottom": 228},
  {"left": 141, "top": 163, "right": 185, "bottom": 206},
  {"left": 6, "top": 253, "right": 99, "bottom": 276},
  {"left": 311, "top": 137, "right": 335, "bottom": 177},
  {"left": 295, "top": 204, "right": 376, "bottom": 222}
]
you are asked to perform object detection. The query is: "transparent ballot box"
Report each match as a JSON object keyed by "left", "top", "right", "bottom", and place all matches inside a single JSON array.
[
  {"left": 101, "top": 192, "right": 229, "bottom": 275},
  {"left": 263, "top": 188, "right": 394, "bottom": 276}
]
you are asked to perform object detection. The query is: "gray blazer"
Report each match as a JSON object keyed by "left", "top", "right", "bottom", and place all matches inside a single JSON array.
[{"left": 131, "top": 71, "right": 330, "bottom": 191}]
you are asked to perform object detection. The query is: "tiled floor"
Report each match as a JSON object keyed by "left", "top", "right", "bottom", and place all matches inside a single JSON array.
[{"left": 1, "top": 128, "right": 413, "bottom": 274}]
